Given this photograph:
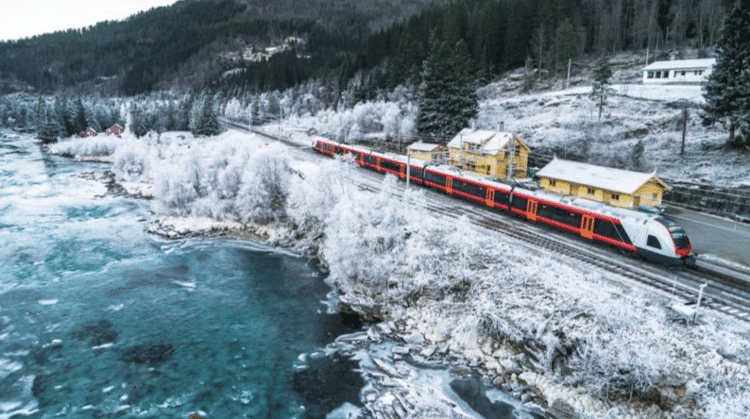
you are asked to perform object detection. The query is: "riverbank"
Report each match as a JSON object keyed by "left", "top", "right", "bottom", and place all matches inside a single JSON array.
[{"left": 47, "top": 129, "right": 750, "bottom": 419}]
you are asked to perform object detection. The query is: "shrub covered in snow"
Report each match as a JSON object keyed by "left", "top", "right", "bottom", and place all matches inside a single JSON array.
[{"left": 48, "top": 135, "right": 124, "bottom": 157}]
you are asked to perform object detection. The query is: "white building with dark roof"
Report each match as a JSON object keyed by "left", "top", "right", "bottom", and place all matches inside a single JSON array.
[{"left": 642, "top": 58, "right": 715, "bottom": 85}]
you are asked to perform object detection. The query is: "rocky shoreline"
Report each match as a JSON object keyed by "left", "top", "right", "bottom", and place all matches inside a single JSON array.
[
  {"left": 136, "top": 193, "right": 701, "bottom": 419},
  {"left": 139, "top": 204, "right": 565, "bottom": 418}
]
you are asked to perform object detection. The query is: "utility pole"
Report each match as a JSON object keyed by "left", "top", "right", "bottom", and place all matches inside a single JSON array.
[
  {"left": 694, "top": 283, "right": 708, "bottom": 324},
  {"left": 681, "top": 104, "right": 689, "bottom": 155},
  {"left": 566, "top": 58, "right": 572, "bottom": 90},
  {"left": 507, "top": 138, "right": 515, "bottom": 181},
  {"left": 406, "top": 152, "right": 411, "bottom": 191}
]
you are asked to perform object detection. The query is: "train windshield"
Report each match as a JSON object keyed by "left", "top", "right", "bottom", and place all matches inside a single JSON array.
[{"left": 655, "top": 217, "right": 691, "bottom": 249}]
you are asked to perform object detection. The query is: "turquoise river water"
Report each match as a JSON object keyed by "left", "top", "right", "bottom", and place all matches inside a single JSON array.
[{"left": 0, "top": 131, "right": 360, "bottom": 418}]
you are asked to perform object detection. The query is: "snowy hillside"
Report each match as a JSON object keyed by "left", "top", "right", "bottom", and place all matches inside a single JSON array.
[
  {"left": 272, "top": 51, "right": 749, "bottom": 189},
  {"left": 477, "top": 81, "right": 750, "bottom": 187}
]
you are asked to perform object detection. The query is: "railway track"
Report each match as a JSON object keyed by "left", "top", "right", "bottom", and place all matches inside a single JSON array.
[{"left": 224, "top": 120, "right": 750, "bottom": 323}]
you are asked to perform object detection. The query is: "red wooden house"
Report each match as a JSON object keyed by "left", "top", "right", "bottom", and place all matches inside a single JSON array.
[
  {"left": 106, "top": 124, "right": 123, "bottom": 136},
  {"left": 79, "top": 128, "right": 97, "bottom": 138}
]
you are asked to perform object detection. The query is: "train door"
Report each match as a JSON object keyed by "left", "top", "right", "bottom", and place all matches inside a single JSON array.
[
  {"left": 446, "top": 177, "right": 453, "bottom": 194},
  {"left": 580, "top": 215, "right": 595, "bottom": 239},
  {"left": 376, "top": 157, "right": 382, "bottom": 172},
  {"left": 526, "top": 200, "right": 538, "bottom": 221},
  {"left": 486, "top": 188, "right": 495, "bottom": 207},
  {"left": 400, "top": 164, "right": 406, "bottom": 179}
]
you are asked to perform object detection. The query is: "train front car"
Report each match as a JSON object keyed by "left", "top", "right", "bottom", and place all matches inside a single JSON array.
[
  {"left": 656, "top": 216, "right": 693, "bottom": 259},
  {"left": 621, "top": 215, "right": 692, "bottom": 266}
]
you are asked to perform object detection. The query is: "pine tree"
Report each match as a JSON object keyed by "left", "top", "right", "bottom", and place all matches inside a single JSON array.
[
  {"left": 177, "top": 96, "right": 193, "bottom": 131},
  {"left": 36, "top": 97, "right": 46, "bottom": 130},
  {"left": 553, "top": 19, "right": 578, "bottom": 78},
  {"left": 590, "top": 55, "right": 615, "bottom": 119},
  {"left": 416, "top": 36, "right": 478, "bottom": 141},
  {"left": 53, "top": 97, "right": 71, "bottom": 137},
  {"left": 70, "top": 97, "right": 87, "bottom": 134},
  {"left": 38, "top": 103, "right": 61, "bottom": 144},
  {"left": 130, "top": 104, "right": 149, "bottom": 138},
  {"left": 629, "top": 139, "right": 650, "bottom": 172},
  {"left": 701, "top": 0, "right": 750, "bottom": 148},
  {"left": 195, "top": 96, "right": 220, "bottom": 137}
]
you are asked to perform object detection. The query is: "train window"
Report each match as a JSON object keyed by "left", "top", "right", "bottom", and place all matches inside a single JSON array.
[
  {"left": 423, "top": 170, "right": 446, "bottom": 185},
  {"left": 453, "top": 179, "right": 484, "bottom": 197},
  {"left": 409, "top": 167, "right": 424, "bottom": 180},
  {"left": 539, "top": 204, "right": 581, "bottom": 227},
  {"left": 363, "top": 155, "right": 377, "bottom": 165},
  {"left": 647, "top": 235, "right": 661, "bottom": 249},
  {"left": 593, "top": 221, "right": 632, "bottom": 244},
  {"left": 381, "top": 159, "right": 401, "bottom": 172},
  {"left": 494, "top": 190, "right": 511, "bottom": 205},
  {"left": 511, "top": 196, "right": 527, "bottom": 211}
]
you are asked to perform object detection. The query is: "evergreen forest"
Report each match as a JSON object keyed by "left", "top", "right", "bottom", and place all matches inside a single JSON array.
[
  {"left": 0, "top": 0, "right": 729, "bottom": 96},
  {"left": 0, "top": 0, "right": 746, "bottom": 146}
]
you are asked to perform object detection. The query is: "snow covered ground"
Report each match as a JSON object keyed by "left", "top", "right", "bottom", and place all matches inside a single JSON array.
[
  {"left": 48, "top": 128, "right": 750, "bottom": 419},
  {"left": 476, "top": 82, "right": 750, "bottom": 188}
]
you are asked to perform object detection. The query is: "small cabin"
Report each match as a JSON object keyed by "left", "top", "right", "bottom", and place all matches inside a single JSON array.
[
  {"left": 79, "top": 128, "right": 97, "bottom": 138},
  {"left": 407, "top": 141, "right": 447, "bottom": 163},
  {"left": 536, "top": 158, "right": 670, "bottom": 209},
  {"left": 642, "top": 58, "right": 715, "bottom": 85},
  {"left": 447, "top": 128, "right": 529, "bottom": 179},
  {"left": 106, "top": 123, "right": 123, "bottom": 136}
]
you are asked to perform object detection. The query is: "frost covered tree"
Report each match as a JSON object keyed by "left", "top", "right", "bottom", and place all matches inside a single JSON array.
[
  {"left": 194, "top": 96, "right": 220, "bottom": 137},
  {"left": 629, "top": 139, "right": 650, "bottom": 172},
  {"left": 36, "top": 102, "right": 60, "bottom": 144},
  {"left": 69, "top": 97, "right": 87, "bottom": 134},
  {"left": 416, "top": 36, "right": 478, "bottom": 141},
  {"left": 130, "top": 104, "right": 149, "bottom": 138},
  {"left": 590, "top": 55, "right": 614, "bottom": 119},
  {"left": 701, "top": 0, "right": 750, "bottom": 148}
]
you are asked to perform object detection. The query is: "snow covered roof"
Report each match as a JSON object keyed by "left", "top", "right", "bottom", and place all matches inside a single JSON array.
[
  {"left": 536, "top": 158, "right": 669, "bottom": 194},
  {"left": 447, "top": 129, "right": 516, "bottom": 154},
  {"left": 408, "top": 141, "right": 444, "bottom": 152},
  {"left": 643, "top": 58, "right": 715, "bottom": 71}
]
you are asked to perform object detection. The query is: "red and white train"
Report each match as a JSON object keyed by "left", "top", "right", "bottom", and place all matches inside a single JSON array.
[{"left": 313, "top": 137, "right": 692, "bottom": 266}]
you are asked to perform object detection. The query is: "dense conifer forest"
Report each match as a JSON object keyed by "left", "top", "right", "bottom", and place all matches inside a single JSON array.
[
  {"left": 2, "top": 0, "right": 745, "bottom": 147},
  {"left": 0, "top": 0, "right": 729, "bottom": 96}
]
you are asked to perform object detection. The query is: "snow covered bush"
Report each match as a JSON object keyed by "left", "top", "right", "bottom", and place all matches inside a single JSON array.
[
  {"left": 288, "top": 100, "right": 416, "bottom": 144},
  {"left": 235, "top": 143, "right": 292, "bottom": 223},
  {"left": 48, "top": 135, "right": 123, "bottom": 157},
  {"left": 112, "top": 136, "right": 152, "bottom": 181}
]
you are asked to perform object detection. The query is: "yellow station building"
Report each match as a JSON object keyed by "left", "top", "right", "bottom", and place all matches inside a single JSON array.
[
  {"left": 446, "top": 129, "right": 529, "bottom": 179},
  {"left": 407, "top": 141, "right": 448, "bottom": 163},
  {"left": 536, "top": 158, "right": 670, "bottom": 209}
]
